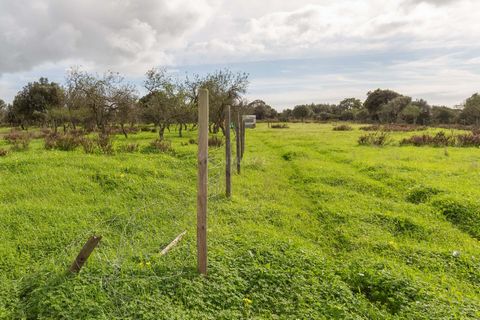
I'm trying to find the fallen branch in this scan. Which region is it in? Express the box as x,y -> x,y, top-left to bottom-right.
160,231 -> 187,256
69,235 -> 102,273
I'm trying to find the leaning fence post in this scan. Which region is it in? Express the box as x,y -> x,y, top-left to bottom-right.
197,88 -> 209,275
68,235 -> 102,273
225,105 -> 231,198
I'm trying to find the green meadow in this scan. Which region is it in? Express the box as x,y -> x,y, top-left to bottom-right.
0,123 -> 479,319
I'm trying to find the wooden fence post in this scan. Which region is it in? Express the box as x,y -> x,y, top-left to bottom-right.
68,235 -> 102,273
236,111 -> 241,174
197,88 -> 208,275
225,105 -> 231,198
241,117 -> 245,159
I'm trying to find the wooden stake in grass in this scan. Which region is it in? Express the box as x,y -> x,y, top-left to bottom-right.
225,105 -> 231,198
197,88 -> 209,275
241,117 -> 245,159
160,231 -> 187,256
68,235 -> 102,273
236,111 -> 241,174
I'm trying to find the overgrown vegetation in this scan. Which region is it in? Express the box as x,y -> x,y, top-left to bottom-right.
0,123 -> 478,319
358,131 -> 391,146
270,123 -> 289,129
333,124 -> 353,131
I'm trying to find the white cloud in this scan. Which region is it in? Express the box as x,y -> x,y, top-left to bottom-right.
0,0 -> 479,106
0,0 -> 214,75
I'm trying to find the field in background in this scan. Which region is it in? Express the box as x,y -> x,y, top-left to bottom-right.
0,123 -> 479,319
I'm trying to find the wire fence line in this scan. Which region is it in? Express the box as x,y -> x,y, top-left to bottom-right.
49,140 -> 229,282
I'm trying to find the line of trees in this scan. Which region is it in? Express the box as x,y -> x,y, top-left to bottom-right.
0,68 -> 250,139
280,89 -> 480,125
2,78 -> 480,130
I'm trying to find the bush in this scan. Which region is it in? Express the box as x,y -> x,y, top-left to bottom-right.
79,137 -> 96,154
44,133 -> 80,151
456,133 -> 480,147
400,132 -> 455,147
0,148 -> 8,157
333,124 -> 353,131
359,125 -> 380,131
150,139 -> 172,152
96,133 -> 114,154
189,138 -> 197,145
271,123 -> 289,129
120,143 -> 139,153
383,124 -> 427,132
4,130 -> 31,150
358,131 -> 391,146
208,136 -> 223,148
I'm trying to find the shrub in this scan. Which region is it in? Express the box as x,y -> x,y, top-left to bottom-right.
188,138 -> 197,145
333,124 -> 353,131
359,125 -> 380,131
0,148 -> 8,157
208,136 -> 223,148
4,131 -> 31,150
120,143 -> 139,153
150,139 -> 172,152
383,124 -> 427,132
358,131 -> 391,146
44,133 -> 80,151
79,137 -> 96,154
456,133 -> 480,147
271,123 -> 289,129
69,129 -> 86,137
96,133 -> 114,154
400,132 -> 455,147
140,126 -> 151,132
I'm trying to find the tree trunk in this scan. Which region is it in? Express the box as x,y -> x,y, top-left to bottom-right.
178,123 -> 183,137
121,123 -> 128,139
159,125 -> 166,140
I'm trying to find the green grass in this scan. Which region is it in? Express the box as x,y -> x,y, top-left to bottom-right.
0,123 -> 479,319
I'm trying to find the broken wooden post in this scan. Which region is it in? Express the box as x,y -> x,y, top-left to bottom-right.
160,231 -> 187,256
68,235 -> 102,273
197,88 -> 208,275
225,105 -> 231,198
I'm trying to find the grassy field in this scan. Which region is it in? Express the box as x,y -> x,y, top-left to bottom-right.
0,123 -> 479,319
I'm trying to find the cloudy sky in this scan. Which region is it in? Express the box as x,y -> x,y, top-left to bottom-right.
1,0 -> 479,109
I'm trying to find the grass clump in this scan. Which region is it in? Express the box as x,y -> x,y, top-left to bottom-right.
96,133 -> 114,154
149,139 -> 173,153
358,131 -> 391,146
406,185 -> 442,204
79,137 -> 96,154
208,136 -> 223,148
119,143 -> 139,153
431,196 -> 480,239
333,124 -> 353,131
0,148 -> 9,157
340,263 -> 420,315
271,123 -> 289,129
